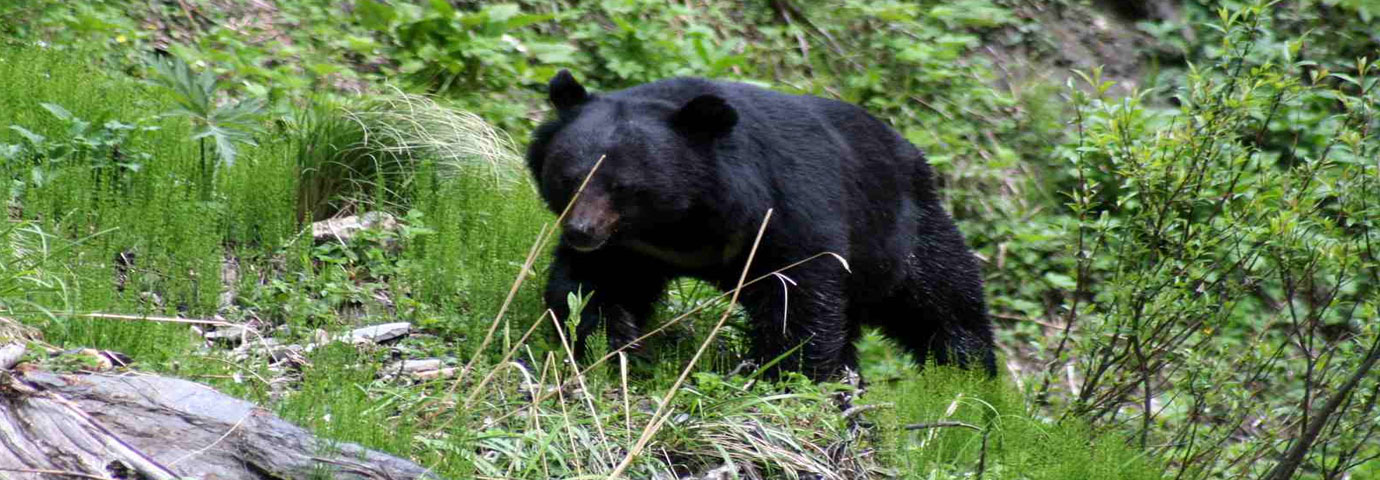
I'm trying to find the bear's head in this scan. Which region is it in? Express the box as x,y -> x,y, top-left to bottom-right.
527,70 -> 738,252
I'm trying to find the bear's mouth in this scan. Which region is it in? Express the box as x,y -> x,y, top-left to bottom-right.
563,228 -> 611,252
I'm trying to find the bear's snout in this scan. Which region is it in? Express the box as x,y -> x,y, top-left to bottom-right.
563,193 -> 618,252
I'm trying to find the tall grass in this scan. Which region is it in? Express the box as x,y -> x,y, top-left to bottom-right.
870,366 -> 1159,479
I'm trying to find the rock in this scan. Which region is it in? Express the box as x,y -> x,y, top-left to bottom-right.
139,291 -> 165,309
347,322 -> 411,344
220,252 -> 240,311
311,211 -> 399,244
413,367 -> 458,380
205,324 -> 251,343
265,344 -> 306,365
402,358 -> 443,373
0,342 -> 25,370
380,358 -> 460,380
699,463 -> 741,480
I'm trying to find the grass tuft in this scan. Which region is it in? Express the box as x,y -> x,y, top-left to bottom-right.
295,90 -> 524,223
348,88 -> 524,185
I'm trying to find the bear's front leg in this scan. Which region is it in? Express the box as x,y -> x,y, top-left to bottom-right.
737,260 -> 854,380
545,245 -> 669,362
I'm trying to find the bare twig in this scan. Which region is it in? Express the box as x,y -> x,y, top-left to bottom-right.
620,352 -> 632,438
1264,332 -> 1380,480
79,312 -> 238,328
462,310 -> 553,408
549,306 -> 614,468
167,411 -> 253,466
482,250 -> 851,428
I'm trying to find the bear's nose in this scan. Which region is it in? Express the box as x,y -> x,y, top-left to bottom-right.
563,223 -> 610,252
562,192 -> 617,252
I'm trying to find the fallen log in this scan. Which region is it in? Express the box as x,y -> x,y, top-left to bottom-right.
0,362 -> 443,480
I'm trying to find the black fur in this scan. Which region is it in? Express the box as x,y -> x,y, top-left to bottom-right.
527,70 -> 997,379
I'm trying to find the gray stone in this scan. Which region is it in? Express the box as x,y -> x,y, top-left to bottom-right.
347,322 -> 411,344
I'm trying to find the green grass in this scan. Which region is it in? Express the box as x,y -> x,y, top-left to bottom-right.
868,367 -> 1160,479
0,45 -> 1163,479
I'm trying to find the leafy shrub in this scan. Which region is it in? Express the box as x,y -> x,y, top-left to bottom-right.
2,102 -> 152,201
1037,4 -> 1379,478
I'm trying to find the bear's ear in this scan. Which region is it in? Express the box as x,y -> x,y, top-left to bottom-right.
549,69 -> 589,111
671,95 -> 738,139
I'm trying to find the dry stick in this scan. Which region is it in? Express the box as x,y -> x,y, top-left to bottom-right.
577,250 -> 847,379
551,352 -> 586,477
419,223 -> 554,426
921,393 -> 965,450
533,354 -> 552,480
462,310 -> 554,408
167,411 -> 252,467
446,222 -> 548,398
607,209 -> 775,480
620,352 -> 632,438
79,312 -> 238,328
1263,331 -> 1380,480
549,308 -> 614,470
444,154 -> 607,397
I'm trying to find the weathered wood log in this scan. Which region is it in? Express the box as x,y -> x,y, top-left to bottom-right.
0,363 -> 444,480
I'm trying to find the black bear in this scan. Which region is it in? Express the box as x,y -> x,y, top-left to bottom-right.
527,70 -> 997,379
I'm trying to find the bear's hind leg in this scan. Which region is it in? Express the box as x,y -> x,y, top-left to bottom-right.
877,253 -> 997,377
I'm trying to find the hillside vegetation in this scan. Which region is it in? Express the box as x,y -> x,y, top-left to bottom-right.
1,1 -> 1377,479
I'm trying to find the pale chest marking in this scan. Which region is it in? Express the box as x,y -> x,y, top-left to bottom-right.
624,231 -> 747,270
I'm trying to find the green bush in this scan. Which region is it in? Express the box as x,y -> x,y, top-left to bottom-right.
1036,4 -> 1379,478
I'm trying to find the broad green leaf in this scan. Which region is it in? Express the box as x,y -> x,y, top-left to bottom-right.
485,3 -> 521,24
9,126 -> 44,145
40,103 -> 74,122
527,42 -> 578,64
354,0 -> 395,30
